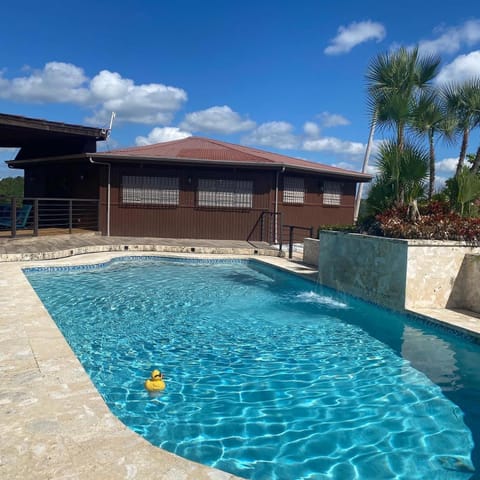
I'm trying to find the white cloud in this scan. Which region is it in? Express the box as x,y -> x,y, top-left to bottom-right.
87,70 -> 187,125
436,157 -> 458,174
318,111 -> 350,127
180,105 -> 255,134
0,62 -> 89,103
303,121 -> 320,137
242,121 -> 299,149
418,19 -> 480,55
324,20 -> 386,55
0,62 -> 187,126
332,161 -> 355,170
135,127 -> 192,146
303,137 -> 366,156
435,50 -> 480,84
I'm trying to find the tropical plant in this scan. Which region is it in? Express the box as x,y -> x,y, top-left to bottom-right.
410,91 -> 455,199
366,46 -> 441,150
356,46 -> 441,220
441,78 -> 480,176
366,140 -> 429,221
444,166 -> 480,216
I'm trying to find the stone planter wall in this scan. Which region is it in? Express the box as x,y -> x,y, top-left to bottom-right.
303,238 -> 320,266
318,231 -> 480,312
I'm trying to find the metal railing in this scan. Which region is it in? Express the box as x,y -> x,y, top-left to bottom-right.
283,224 -> 314,259
0,196 -> 99,238
247,211 -> 283,251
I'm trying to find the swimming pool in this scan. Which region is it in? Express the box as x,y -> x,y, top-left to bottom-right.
24,257 -> 479,479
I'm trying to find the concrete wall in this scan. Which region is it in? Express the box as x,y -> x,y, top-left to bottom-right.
303,238 -> 320,266
318,231 -> 480,312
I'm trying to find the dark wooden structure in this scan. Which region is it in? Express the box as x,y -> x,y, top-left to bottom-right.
4,115 -> 371,241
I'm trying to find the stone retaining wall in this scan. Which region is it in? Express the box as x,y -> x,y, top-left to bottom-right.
303,238 -> 320,266
318,231 -> 480,312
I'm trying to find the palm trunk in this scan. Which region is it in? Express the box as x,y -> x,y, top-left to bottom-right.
428,130 -> 435,199
470,144 -> 480,174
397,123 -> 405,151
456,129 -> 470,176
354,114 -> 376,222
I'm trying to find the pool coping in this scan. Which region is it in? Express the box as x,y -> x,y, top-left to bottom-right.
2,250 -> 479,479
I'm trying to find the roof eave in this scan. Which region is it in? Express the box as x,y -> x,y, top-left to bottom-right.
91,153 -> 372,182
6,152 -> 372,182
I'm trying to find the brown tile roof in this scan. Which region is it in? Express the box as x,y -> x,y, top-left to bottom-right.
101,136 -> 371,181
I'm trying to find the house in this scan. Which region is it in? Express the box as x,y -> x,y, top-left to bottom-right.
4,114 -> 371,241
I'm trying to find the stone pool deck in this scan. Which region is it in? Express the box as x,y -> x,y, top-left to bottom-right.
1,234 -> 479,479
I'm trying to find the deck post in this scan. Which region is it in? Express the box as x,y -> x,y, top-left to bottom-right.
68,200 -> 73,234
33,199 -> 39,236
10,197 -> 17,238
288,226 -> 294,259
260,212 -> 264,242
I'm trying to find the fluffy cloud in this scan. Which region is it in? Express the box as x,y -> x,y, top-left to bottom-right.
242,121 -> 299,150
318,111 -> 350,127
135,127 -> 192,146
180,105 -> 255,134
302,137 -> 366,156
0,62 -> 187,125
436,157 -> 458,175
303,121 -> 320,137
435,50 -> 480,84
87,70 -> 187,125
324,20 -> 386,55
418,19 -> 480,55
0,62 -> 89,103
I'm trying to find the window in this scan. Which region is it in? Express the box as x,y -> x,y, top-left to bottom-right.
323,181 -> 342,205
283,176 -> 305,204
122,176 -> 179,205
197,179 -> 253,208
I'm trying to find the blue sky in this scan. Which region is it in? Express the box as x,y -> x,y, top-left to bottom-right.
1,0 -> 480,184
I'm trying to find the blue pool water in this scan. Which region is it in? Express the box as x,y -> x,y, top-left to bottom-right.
24,257 -> 480,479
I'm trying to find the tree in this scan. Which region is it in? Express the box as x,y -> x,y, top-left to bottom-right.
356,46 -> 440,220
366,46 -> 441,150
441,78 -> 480,176
367,140 -> 429,220
410,91 -> 455,199
0,176 -> 24,199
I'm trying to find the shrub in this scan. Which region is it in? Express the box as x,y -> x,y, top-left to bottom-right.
367,201 -> 480,242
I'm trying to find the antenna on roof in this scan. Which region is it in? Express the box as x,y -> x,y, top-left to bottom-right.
106,112 -> 116,138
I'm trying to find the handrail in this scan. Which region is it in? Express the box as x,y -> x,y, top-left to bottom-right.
283,224 -> 314,259
247,210 -> 283,251
0,196 -> 100,238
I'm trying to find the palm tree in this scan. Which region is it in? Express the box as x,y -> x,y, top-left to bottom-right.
355,46 -> 440,220
367,140 -> 429,220
366,46 -> 441,150
410,91 -> 455,199
441,78 -> 480,176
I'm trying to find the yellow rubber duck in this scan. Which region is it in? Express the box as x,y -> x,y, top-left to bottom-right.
144,369 -> 166,392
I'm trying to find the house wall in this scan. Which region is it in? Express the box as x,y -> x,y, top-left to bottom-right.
96,164 -> 360,240
23,160 -> 362,241
24,163 -> 99,199
280,178 -> 356,229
